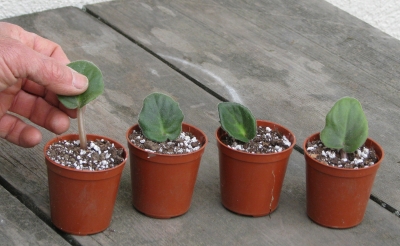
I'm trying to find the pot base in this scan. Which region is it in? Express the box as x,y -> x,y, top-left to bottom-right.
222,204 -> 279,217
133,206 -> 189,219
307,215 -> 361,229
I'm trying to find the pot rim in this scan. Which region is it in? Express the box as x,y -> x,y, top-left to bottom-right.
126,122 -> 208,157
44,133 -> 128,174
215,119 -> 296,156
303,132 -> 384,172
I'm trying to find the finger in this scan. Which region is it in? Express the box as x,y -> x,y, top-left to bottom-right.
0,113 -> 42,147
10,90 -> 71,134
20,80 -> 77,118
19,82 -> 78,118
0,22 -> 69,64
31,33 -> 70,64
42,91 -> 78,118
20,79 -> 46,97
0,37 -> 88,95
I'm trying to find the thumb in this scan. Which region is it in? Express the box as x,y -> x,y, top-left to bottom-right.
27,57 -> 89,96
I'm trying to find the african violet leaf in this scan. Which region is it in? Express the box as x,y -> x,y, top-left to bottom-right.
320,97 -> 368,153
138,93 -> 184,142
57,60 -> 104,109
218,102 -> 256,143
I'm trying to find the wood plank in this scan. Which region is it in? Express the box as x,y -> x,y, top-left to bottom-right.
0,5 -> 399,245
1,6 -> 223,245
0,186 -> 69,246
86,0 -> 400,210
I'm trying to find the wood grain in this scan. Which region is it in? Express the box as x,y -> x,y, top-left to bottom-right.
86,0 -> 400,210
0,3 -> 398,245
0,186 -> 69,246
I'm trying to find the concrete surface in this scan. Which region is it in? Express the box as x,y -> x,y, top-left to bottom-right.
0,0 -> 108,19
326,0 -> 400,40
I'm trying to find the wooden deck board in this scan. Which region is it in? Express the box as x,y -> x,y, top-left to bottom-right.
86,0 -> 400,210
0,186 -> 69,246
0,4 -> 398,245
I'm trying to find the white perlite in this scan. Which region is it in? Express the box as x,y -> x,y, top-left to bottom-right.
47,139 -> 124,171
226,126 -> 291,153
282,136 -> 291,147
130,130 -> 202,154
306,139 -> 378,169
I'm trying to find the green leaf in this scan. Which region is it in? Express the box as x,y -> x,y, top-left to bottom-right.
320,97 -> 368,153
57,60 -> 104,109
138,93 -> 184,142
218,102 -> 256,143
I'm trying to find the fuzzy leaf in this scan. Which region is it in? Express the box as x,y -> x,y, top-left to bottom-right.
138,93 -> 184,142
58,60 -> 104,109
320,97 -> 368,153
218,102 -> 256,143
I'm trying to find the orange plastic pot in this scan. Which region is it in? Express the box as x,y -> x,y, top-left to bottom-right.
216,120 -> 296,216
44,134 -> 127,235
126,123 -> 208,218
304,132 -> 384,228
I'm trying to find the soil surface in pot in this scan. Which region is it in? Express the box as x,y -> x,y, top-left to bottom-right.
129,130 -> 202,154
221,126 -> 292,154
47,139 -> 125,171
306,140 -> 378,169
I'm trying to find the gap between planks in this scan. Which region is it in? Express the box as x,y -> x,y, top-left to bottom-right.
84,6 -> 400,220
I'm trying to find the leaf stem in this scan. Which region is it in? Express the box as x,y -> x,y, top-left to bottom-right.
340,149 -> 348,160
77,106 -> 87,149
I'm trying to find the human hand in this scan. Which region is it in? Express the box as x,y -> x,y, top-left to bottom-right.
0,22 -> 89,147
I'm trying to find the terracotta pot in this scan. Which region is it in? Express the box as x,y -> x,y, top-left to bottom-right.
216,120 -> 296,216
44,134 -> 127,235
126,123 -> 208,218
304,132 -> 384,228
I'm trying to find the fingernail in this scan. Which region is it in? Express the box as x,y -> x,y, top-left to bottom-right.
71,68 -> 88,90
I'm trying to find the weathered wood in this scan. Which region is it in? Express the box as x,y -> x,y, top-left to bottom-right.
0,186 -> 69,246
86,0 -> 400,210
0,4 -> 398,246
